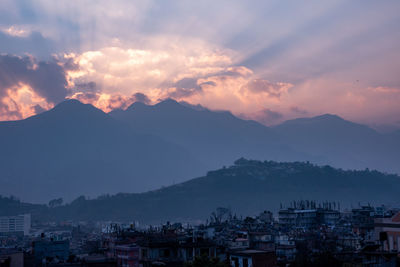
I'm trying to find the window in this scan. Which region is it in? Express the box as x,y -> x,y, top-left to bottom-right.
231,257 -> 239,267
243,258 -> 249,267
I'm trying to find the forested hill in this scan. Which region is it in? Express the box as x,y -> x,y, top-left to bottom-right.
2,159 -> 399,224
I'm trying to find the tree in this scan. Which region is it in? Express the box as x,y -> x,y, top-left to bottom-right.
48,198 -> 63,208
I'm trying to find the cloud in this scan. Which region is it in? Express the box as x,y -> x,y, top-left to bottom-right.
0,83 -> 54,121
0,54 -> 70,119
290,106 -> 308,115
0,28 -> 55,59
0,54 -> 69,103
132,92 -> 150,104
165,77 -> 202,98
56,43 -> 296,119
32,104 -> 46,114
243,79 -> 293,98
241,108 -> 284,126
74,81 -> 98,93
262,108 -> 283,120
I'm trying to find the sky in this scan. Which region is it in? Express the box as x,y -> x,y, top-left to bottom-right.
0,0 -> 400,129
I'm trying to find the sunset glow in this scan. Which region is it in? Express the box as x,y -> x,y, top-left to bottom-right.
0,0 -> 399,127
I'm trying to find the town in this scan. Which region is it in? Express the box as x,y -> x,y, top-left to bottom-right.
1,201 -> 400,266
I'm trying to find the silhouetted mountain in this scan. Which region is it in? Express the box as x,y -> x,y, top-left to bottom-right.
178,101 -> 208,111
109,99 -> 308,170
110,101 -> 400,174
0,100 -> 204,202
1,99 -> 399,203
273,114 -> 400,173
3,159 -> 399,223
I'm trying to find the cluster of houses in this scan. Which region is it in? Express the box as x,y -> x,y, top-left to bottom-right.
1,202 -> 400,266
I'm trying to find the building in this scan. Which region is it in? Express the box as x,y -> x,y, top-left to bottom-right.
229,250 -> 277,267
279,209 -> 317,229
115,244 -> 140,267
352,206 -> 375,230
137,235 -> 217,267
374,212 -> 400,252
0,250 -> 24,267
279,202 -> 340,229
32,239 -> 70,264
275,235 -> 296,263
317,209 -> 340,226
0,214 -> 31,236
248,232 -> 274,251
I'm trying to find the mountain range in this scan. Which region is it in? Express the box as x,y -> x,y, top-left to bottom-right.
0,99 -> 399,203
1,159 -> 399,223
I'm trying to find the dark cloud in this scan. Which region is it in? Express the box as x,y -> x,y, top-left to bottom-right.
200,81 -> 216,86
255,108 -> 284,125
167,77 -> 203,98
75,81 -> 98,92
61,57 -> 80,71
238,108 -> 284,126
244,79 -> 286,98
262,108 -> 283,120
74,92 -> 99,102
132,92 -> 150,104
290,106 -> 308,115
0,54 -> 69,103
0,31 -> 55,59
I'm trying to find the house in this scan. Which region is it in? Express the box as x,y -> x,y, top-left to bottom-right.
115,244 -> 140,267
229,249 -> 277,267
374,211 -> 400,252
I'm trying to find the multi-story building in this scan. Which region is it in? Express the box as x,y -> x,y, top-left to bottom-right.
115,244 -> 140,267
279,209 -> 317,229
352,206 -> 375,237
0,214 -> 31,236
279,203 -> 340,229
374,212 -> 400,252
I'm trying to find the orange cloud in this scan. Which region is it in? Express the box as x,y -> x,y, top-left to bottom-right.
57,42 -> 298,120
0,83 -> 53,121
1,39 -> 399,127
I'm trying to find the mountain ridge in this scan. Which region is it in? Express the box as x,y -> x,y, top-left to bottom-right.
1,159 -> 399,223
0,99 -> 205,203
0,99 -> 399,203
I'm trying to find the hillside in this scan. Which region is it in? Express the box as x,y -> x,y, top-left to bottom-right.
5,159 -> 399,224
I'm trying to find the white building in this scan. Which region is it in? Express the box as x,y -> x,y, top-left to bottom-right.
374,212 -> 400,252
0,214 -> 31,236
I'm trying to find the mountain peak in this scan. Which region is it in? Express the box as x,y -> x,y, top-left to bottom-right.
278,114 -> 347,127
38,99 -> 106,120
153,98 -> 191,112
54,98 -> 82,108
156,98 -> 180,107
314,114 -> 344,121
179,101 -> 208,111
